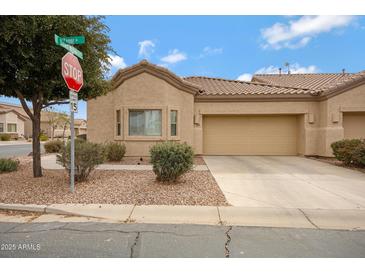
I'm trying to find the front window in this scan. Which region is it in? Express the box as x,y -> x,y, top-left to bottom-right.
7,123 -> 17,133
170,110 -> 177,136
129,110 -> 162,136
0,123 -> 3,133
116,110 -> 121,136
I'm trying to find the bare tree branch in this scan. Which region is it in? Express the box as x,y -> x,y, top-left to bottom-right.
42,100 -> 70,109
14,90 -> 34,121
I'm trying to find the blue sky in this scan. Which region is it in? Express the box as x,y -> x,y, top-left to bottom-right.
1,15 -> 364,119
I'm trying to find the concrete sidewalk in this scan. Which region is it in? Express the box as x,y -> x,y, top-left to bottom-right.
41,154 -> 208,171
1,203 -> 365,230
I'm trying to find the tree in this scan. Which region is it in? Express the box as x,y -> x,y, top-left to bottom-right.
0,16 -> 113,177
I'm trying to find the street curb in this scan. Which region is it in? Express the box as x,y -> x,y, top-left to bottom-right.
0,203 -> 46,213
2,203 -> 365,231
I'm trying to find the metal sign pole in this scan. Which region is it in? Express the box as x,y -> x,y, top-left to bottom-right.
70,91 -> 75,193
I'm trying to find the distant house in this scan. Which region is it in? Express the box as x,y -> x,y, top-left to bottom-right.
0,103 -> 31,139
74,119 -> 87,136
0,102 -> 87,139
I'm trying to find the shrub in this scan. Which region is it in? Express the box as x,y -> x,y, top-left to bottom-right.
150,141 -> 194,182
0,134 -> 11,141
57,139 -> 105,182
331,139 -> 363,165
104,142 -> 126,161
0,158 -> 19,173
44,140 -> 64,153
352,141 -> 365,167
40,133 -> 48,141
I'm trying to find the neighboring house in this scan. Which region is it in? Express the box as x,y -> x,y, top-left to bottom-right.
40,111 -> 70,138
87,60 -> 365,157
0,102 -> 87,139
74,119 -> 87,136
0,103 -> 31,139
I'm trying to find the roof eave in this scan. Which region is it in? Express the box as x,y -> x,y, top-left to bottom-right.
112,60 -> 200,95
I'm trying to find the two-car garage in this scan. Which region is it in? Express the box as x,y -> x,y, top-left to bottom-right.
203,115 -> 299,156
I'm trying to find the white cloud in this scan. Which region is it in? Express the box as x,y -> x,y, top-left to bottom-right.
237,63 -> 319,81
108,54 -> 127,69
160,49 -> 187,64
200,46 -> 223,58
236,73 -> 252,81
261,16 -> 355,49
138,40 -> 155,58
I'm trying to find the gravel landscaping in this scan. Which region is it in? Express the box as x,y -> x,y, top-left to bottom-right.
0,157 -> 227,206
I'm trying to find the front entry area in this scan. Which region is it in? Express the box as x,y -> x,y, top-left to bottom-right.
203,115 -> 298,155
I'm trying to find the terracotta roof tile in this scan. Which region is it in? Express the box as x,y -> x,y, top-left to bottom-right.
183,76 -> 316,96
251,73 -> 355,91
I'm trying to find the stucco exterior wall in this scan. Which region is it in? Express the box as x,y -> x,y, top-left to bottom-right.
87,68 -> 365,157
0,112 -> 25,137
319,84 -> 365,156
87,92 -> 114,143
88,72 -> 194,156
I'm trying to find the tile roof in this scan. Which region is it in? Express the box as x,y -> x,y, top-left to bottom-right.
184,70 -> 365,98
251,73 -> 355,91
183,76 -> 316,96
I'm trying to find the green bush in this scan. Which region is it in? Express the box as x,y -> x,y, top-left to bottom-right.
352,142 -> 365,167
0,158 -> 19,173
44,140 -> 64,153
104,142 -> 126,161
40,133 -> 48,141
0,134 -> 11,141
57,139 -> 105,182
150,141 -> 194,182
331,139 -> 363,165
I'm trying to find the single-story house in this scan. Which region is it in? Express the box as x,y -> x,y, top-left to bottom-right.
0,108 -> 29,139
87,60 -> 365,157
41,112 -> 87,139
0,102 -> 32,138
74,119 -> 87,136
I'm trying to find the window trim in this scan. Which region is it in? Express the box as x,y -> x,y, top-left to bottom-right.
0,123 -> 3,133
114,108 -> 124,140
123,106 -> 166,141
6,123 -> 17,133
116,109 -> 121,136
168,107 -> 180,140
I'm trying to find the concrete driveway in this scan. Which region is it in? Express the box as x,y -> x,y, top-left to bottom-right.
204,156 -> 365,209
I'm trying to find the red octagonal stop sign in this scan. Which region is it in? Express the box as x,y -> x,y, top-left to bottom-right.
62,52 -> 83,92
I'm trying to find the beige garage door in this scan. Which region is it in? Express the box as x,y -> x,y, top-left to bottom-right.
203,115 -> 298,155
343,112 -> 365,139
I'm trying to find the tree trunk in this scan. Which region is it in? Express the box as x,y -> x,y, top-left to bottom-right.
32,107 -> 42,177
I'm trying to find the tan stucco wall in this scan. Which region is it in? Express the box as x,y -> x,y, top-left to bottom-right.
88,72 -> 194,156
87,70 -> 365,157
0,112 -> 25,137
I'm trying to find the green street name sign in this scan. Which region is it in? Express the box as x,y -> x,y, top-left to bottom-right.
54,34 -> 84,59
55,34 -> 85,45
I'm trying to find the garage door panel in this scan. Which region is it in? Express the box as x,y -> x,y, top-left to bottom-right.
343,113 -> 365,139
203,115 -> 298,155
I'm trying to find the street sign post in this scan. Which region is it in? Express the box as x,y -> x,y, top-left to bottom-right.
58,39 -> 84,192
55,34 -> 85,45
69,91 -> 78,113
55,34 -> 84,59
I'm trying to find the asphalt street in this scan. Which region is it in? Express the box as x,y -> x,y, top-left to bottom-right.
1,222 -> 365,258
0,144 -> 44,158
